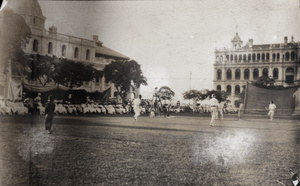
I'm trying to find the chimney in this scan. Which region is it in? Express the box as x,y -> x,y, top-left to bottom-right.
284,36 -> 288,44
93,35 -> 99,41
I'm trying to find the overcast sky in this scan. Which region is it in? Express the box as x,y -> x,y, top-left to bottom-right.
38,0 -> 300,101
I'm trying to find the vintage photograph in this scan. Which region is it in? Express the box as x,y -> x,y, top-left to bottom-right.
0,0 -> 299,185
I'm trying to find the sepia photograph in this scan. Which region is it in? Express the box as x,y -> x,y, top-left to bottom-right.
0,0 -> 299,185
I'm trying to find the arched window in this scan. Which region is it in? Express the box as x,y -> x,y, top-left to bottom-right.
235,85 -> 240,94
262,53 -> 265,61
86,49 -> 90,60
226,55 -> 229,61
74,47 -> 79,58
285,52 -> 290,61
230,55 -> 233,61
243,54 -> 247,61
252,53 -> 256,61
273,68 -> 278,79
277,53 -> 280,61
263,68 -> 268,77
227,85 -> 231,94
235,69 -> 240,80
272,53 -> 276,61
266,53 -> 270,61
217,69 -> 222,80
253,68 -> 259,79
217,85 -> 221,91
33,39 -> 38,52
62,45 -> 66,56
286,67 -> 294,83
286,67 -> 294,73
257,53 -> 261,61
239,54 -> 242,62
291,52 -> 296,61
234,55 -> 238,61
226,69 -> 232,80
216,56 -> 219,63
248,54 -> 251,61
244,69 -> 249,80
48,42 -> 53,54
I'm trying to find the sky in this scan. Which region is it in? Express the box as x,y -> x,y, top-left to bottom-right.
37,0 -> 300,101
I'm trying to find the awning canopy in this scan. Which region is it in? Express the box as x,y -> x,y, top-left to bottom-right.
24,83 -> 68,92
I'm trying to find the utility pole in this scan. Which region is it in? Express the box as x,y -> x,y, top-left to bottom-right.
189,72 -> 191,105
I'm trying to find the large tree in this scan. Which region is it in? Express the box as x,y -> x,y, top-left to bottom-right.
182,89 -> 202,105
104,60 -> 147,102
25,54 -> 57,86
157,86 -> 175,99
0,9 -> 32,75
207,90 -> 228,102
52,58 -> 98,88
253,76 -> 275,87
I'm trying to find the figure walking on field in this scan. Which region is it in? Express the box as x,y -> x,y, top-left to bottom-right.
209,94 -> 219,126
218,101 -> 224,121
45,95 -> 56,134
133,95 -> 142,121
268,101 -> 276,121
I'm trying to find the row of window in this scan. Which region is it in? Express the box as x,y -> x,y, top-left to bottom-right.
216,52 -> 297,63
216,85 -> 241,94
32,39 -> 91,60
216,67 -> 295,80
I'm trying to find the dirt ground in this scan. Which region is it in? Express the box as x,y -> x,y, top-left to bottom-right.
0,114 -> 299,185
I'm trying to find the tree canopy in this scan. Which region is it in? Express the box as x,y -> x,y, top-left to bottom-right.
182,89 -> 228,102
0,9 -> 32,75
22,54 -> 98,88
24,54 -> 56,86
104,60 -> 147,101
208,90 -> 228,102
52,58 -> 98,88
253,76 -> 275,87
182,89 -> 202,100
157,86 -> 175,99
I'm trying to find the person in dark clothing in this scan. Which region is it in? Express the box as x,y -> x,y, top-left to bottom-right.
44,95 -> 56,134
292,172 -> 300,186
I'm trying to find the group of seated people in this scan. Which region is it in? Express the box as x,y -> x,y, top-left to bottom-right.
51,100 -> 131,115
0,98 -> 29,115
0,95 -> 132,116
0,93 -> 45,115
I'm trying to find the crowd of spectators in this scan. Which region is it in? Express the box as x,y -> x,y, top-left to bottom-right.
0,93 -> 135,116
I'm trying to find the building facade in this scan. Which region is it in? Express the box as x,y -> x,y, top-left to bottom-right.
2,0 -> 130,98
213,33 -> 300,107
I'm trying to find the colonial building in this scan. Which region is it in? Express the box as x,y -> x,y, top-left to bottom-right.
1,0 -> 130,100
213,33 -> 300,107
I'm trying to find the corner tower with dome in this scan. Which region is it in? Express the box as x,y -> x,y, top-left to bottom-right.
213,33 -> 300,108
2,0 -> 130,98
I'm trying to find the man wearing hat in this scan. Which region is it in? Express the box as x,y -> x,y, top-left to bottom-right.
209,94 -> 219,126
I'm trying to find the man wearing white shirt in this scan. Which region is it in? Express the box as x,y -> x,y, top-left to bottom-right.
209,94 -> 219,126
268,101 -> 276,121
133,95 -> 142,121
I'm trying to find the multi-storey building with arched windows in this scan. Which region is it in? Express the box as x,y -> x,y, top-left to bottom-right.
213,33 -> 300,107
1,0 -> 130,99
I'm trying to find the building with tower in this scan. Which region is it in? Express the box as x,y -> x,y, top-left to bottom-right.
213,33 -> 300,107
0,0 -> 131,101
